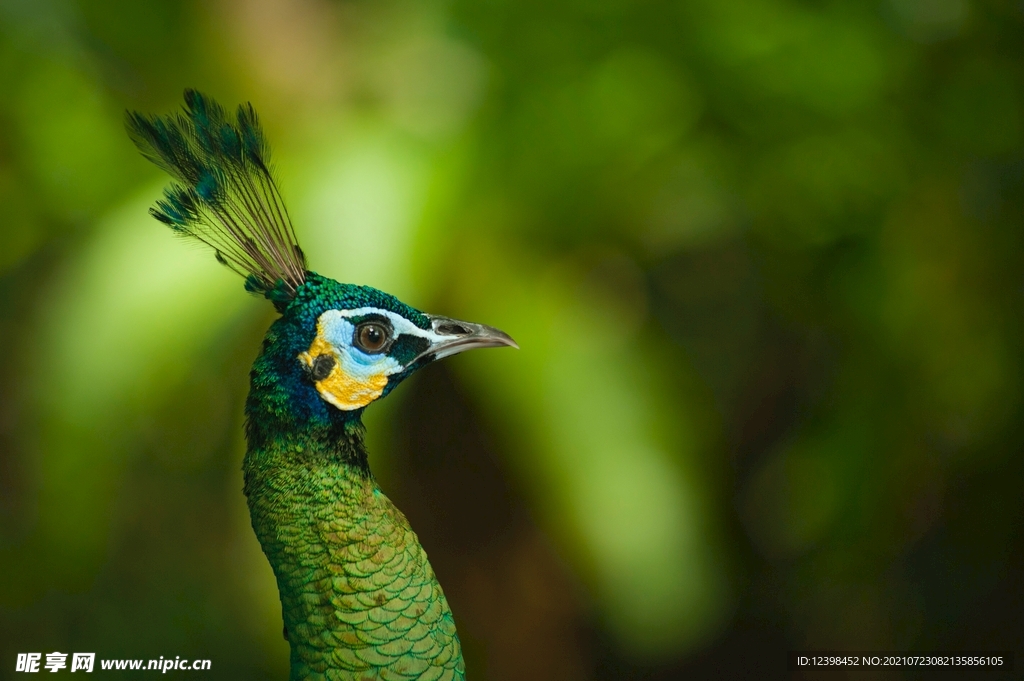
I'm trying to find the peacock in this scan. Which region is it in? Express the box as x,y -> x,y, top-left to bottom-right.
126,91 -> 516,680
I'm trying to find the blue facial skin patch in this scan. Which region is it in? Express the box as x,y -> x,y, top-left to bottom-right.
301,308 -> 446,410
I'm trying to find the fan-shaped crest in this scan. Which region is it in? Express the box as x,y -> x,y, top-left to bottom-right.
127,90 -> 306,303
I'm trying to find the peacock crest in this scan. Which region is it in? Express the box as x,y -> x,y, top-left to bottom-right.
126,90 -> 306,308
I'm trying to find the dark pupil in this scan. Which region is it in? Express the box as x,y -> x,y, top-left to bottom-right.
358,323 -> 386,351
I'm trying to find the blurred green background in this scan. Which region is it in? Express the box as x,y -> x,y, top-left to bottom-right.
1,0 -> 1022,678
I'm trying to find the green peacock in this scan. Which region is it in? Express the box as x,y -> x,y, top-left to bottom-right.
126,91 -> 516,680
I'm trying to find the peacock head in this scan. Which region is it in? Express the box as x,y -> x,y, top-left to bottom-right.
284,274 -> 515,413
126,90 -> 516,432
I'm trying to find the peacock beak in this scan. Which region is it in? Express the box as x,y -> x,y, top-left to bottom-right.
411,314 -> 519,364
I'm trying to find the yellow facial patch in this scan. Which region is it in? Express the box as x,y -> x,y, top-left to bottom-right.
299,332 -> 391,411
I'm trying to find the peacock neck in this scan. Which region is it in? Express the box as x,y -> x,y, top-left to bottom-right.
242,417 -> 371,482
241,417 -> 379,677
240,413 -> 377,546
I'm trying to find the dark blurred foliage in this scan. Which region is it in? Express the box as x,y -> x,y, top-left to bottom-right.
2,0 -> 1023,679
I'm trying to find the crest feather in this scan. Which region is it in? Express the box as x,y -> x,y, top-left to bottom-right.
126,90 -> 307,300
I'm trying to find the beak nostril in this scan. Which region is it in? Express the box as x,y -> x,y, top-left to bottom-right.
412,315 -> 517,364
436,322 -> 471,336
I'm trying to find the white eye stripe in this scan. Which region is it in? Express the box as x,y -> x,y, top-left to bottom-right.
328,307 -> 448,344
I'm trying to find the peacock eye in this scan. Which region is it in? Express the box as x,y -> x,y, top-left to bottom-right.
354,322 -> 390,353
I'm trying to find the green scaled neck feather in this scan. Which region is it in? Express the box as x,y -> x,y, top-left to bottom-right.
127,91 -> 516,681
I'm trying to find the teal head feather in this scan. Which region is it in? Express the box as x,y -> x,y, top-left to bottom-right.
127,91 -> 516,680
